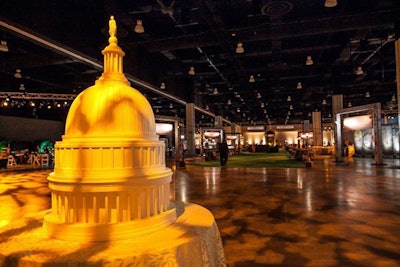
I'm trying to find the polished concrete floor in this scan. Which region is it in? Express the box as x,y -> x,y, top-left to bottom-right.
1,156 -> 400,266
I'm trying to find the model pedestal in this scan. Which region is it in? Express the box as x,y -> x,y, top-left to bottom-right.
0,203 -> 226,267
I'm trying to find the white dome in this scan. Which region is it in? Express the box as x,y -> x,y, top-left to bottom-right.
65,80 -> 157,140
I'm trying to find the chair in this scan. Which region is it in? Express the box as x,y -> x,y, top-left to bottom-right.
28,154 -> 41,166
7,155 -> 17,168
41,154 -> 49,167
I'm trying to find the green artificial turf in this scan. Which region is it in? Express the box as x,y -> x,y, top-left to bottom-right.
191,151 -> 305,168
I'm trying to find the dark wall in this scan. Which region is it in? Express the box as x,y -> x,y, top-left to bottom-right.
0,115 -> 64,143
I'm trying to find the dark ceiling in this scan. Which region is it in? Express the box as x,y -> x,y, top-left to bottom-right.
0,0 -> 399,127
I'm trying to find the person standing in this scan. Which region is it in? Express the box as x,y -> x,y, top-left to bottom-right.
218,138 -> 229,166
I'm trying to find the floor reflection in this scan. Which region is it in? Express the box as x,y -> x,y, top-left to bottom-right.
1,156 -> 400,266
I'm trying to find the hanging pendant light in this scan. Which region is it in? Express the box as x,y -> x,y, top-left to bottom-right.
324,0 -> 337,8
188,66 -> 195,75
306,56 -> 313,65
236,42 -> 244,54
134,20 -> 144,33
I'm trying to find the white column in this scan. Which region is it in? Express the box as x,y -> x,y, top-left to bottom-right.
186,103 -> 196,156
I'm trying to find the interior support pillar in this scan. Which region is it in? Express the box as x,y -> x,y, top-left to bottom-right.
372,103 -> 383,165
185,103 -> 196,156
312,111 -> 322,146
332,95 -> 344,161
395,39 -> 400,155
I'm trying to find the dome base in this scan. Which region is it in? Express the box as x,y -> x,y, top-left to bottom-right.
43,205 -> 177,242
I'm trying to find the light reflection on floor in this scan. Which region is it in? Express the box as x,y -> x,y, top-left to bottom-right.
2,156 -> 400,266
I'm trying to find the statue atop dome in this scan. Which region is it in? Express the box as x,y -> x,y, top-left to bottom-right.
109,15 -> 117,38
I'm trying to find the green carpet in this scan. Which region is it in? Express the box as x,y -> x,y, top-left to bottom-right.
191,151 -> 305,168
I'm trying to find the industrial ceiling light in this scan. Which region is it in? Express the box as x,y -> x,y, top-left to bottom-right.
322,99 -> 327,105
14,69 -> 22,78
0,40 -> 8,52
391,94 -> 396,102
19,84 -> 25,90
348,102 -> 352,107
134,20 -> 144,33
324,0 -> 337,8
160,82 -> 166,89
296,82 -> 302,89
236,42 -> 244,54
306,56 -> 313,65
188,66 -> 195,75
249,75 -> 255,83
355,66 -> 364,75
287,96 -> 291,101
257,92 -> 261,98
213,88 -> 219,95
289,104 -> 293,110
365,91 -> 370,98
227,99 -> 231,105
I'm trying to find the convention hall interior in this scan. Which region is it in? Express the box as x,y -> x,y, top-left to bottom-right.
1,0 -> 400,266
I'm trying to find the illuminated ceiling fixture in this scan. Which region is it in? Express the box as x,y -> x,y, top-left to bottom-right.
205,105 -> 209,111
14,69 -> 22,78
324,0 -> 337,8
213,88 -> 218,95
236,42 -> 244,54
289,104 -> 293,110
134,20 -> 144,33
308,112 -> 312,116
261,102 -> 265,108
19,84 -> 25,90
322,99 -> 327,105
249,75 -> 255,83
169,103 -> 173,108
365,91 -> 370,98
296,82 -> 302,89
188,66 -> 195,75
227,99 -> 231,105
0,40 -> 8,52
306,55 -> 313,65
355,66 -> 364,75
348,102 -> 352,107
287,96 -> 291,101
391,94 -> 396,102
237,107 -> 240,112
160,82 -> 166,89
257,92 -> 261,98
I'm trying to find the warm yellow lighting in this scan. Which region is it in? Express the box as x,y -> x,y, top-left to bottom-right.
343,115 -> 372,130
160,82 -> 166,89
204,131 -> 220,138
134,20 -> 144,33
19,84 -> 25,90
297,82 -> 302,89
156,123 -> 173,135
